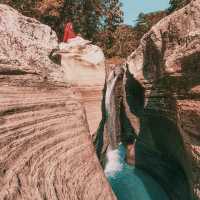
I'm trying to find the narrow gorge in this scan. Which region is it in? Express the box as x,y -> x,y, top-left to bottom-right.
0,1 -> 200,200
96,0 -> 200,199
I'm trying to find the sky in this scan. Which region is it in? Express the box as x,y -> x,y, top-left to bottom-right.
120,0 -> 170,26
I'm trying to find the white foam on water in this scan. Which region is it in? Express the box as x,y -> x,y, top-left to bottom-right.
104,147 -> 123,177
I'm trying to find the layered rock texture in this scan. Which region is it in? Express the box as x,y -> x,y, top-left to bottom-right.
0,4 -> 115,200
127,0 -> 200,199
95,1 -> 200,200
54,38 -> 105,135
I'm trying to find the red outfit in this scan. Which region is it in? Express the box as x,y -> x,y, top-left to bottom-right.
63,22 -> 76,42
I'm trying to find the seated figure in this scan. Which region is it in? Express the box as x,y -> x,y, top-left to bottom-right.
63,21 -> 76,42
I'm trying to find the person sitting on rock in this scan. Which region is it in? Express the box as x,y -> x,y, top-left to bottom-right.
63,21 -> 76,42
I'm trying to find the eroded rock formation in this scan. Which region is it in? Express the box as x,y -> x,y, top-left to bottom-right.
127,0 -> 200,199
0,4 -> 63,82
54,37 -> 105,136
0,4 -> 115,200
95,1 -> 200,199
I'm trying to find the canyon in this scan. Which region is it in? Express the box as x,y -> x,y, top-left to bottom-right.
0,0 -> 200,200
96,0 -> 200,199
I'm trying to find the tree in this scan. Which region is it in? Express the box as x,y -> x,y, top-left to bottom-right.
37,0 -> 104,40
110,25 -> 137,58
96,0 -> 123,57
3,0 -> 168,58
168,0 -> 191,12
4,0 -> 123,43
134,11 -> 167,41
102,0 -> 123,31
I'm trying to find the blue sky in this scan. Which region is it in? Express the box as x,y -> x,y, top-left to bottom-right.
120,0 -> 170,25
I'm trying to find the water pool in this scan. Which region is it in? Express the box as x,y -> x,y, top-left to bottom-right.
105,145 -> 169,200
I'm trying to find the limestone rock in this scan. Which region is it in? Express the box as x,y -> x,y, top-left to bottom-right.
127,0 -> 200,199
55,37 -> 106,135
0,4 -> 63,82
57,37 -> 105,86
0,78 -> 115,200
0,5 -> 115,200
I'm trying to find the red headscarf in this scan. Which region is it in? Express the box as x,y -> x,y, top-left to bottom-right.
63,22 -> 76,42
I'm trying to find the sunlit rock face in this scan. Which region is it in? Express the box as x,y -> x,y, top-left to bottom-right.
55,37 -> 106,135
127,0 -> 200,199
0,4 -> 63,82
59,37 -> 105,86
0,5 -> 116,200
0,81 -> 116,200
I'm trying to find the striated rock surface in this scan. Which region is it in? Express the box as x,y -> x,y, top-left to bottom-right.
0,4 -> 116,200
127,0 -> 200,199
0,79 -> 115,200
55,37 -> 106,135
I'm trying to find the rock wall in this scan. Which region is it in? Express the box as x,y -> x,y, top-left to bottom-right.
55,38 -> 105,136
0,4 -> 63,82
0,4 -> 115,200
127,0 -> 200,199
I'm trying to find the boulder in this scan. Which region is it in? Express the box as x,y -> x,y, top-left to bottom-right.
0,4 -> 63,82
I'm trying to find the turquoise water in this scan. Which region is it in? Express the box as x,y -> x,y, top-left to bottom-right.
106,145 -> 169,200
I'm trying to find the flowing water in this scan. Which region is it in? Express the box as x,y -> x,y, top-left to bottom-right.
105,144 -> 170,200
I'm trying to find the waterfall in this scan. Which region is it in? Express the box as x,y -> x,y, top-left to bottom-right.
105,70 -> 121,150
104,146 -> 123,177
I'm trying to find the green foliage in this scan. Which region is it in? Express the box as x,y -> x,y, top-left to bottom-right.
168,0 -> 190,12
96,25 -> 137,58
135,11 -> 166,35
4,0 -> 123,42
94,0 -> 124,57
3,0 -> 168,58
136,13 -> 148,26
98,11 -> 167,58
102,0 -> 123,31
